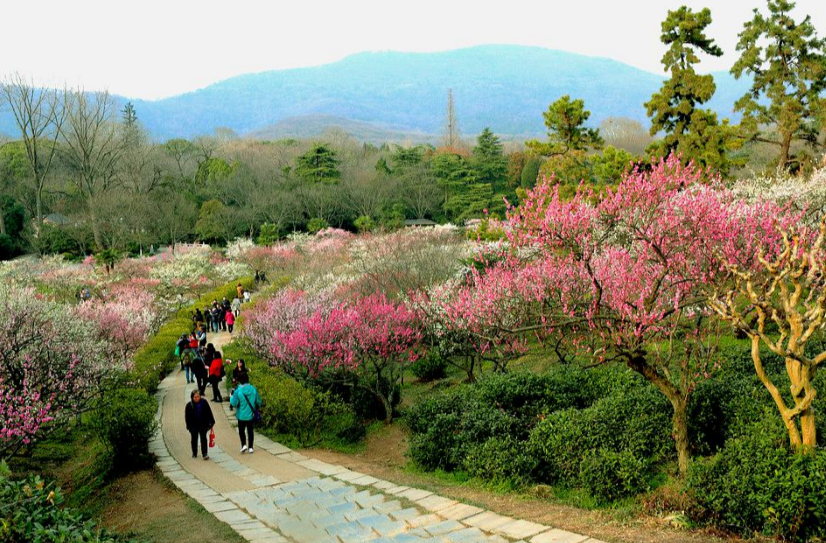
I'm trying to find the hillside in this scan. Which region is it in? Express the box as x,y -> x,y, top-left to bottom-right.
248,114 -> 438,144
1,45 -> 754,141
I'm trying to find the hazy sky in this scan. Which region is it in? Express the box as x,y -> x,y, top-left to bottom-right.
2,0 -> 825,100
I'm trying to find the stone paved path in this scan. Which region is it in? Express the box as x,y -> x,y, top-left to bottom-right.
151,332 -> 603,543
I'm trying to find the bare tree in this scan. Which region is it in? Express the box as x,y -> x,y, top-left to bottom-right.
399,165 -> 441,219
118,110 -> 163,194
600,117 -> 653,156
0,74 -> 65,231
443,89 -> 460,149
59,89 -> 125,249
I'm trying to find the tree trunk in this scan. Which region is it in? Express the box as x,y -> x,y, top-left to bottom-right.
0,204 -> 6,236
88,199 -> 103,250
377,390 -> 393,424
787,357 -> 817,449
779,130 -> 793,171
671,396 -> 690,475
627,354 -> 691,476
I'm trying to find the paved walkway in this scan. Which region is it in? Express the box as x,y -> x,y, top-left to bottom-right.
151,332 -> 603,543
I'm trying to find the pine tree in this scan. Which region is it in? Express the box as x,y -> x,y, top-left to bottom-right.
472,128 -> 507,189
645,7 -> 738,174
525,96 -> 603,157
294,144 -> 341,184
732,0 -> 826,170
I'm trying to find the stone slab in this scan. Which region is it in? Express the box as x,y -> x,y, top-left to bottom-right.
530,530 -> 589,543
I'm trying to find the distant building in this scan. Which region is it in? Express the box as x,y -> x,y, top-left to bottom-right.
404,219 -> 438,228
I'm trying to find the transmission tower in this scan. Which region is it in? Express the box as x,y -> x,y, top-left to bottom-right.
443,89 -> 460,149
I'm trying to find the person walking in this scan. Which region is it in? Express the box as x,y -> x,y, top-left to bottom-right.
230,372 -> 261,454
228,359 -> 249,412
226,310 -> 235,334
243,290 -> 251,304
209,351 -> 226,402
231,295 -> 241,317
204,306 -> 213,333
175,334 -> 189,370
196,325 -> 207,348
236,282 -> 244,300
191,350 -> 208,395
212,304 -> 224,332
184,389 -> 215,460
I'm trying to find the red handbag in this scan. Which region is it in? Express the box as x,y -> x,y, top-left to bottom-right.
209,428 -> 215,448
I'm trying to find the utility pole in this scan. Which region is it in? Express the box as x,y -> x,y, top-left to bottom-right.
443,89 -> 460,149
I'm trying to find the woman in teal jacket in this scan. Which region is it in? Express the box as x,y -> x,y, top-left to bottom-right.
229,372 -> 261,453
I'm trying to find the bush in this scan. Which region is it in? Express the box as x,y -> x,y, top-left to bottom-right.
580,448 -> 650,502
91,388 -> 157,471
307,218 -> 328,233
222,342 -> 364,448
464,436 -> 536,485
687,414 -> 826,541
0,463 -> 126,542
529,386 -> 672,486
407,366 -> 654,475
410,352 -> 447,381
407,387 -> 517,471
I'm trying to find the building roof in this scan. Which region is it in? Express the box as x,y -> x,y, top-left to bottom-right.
43,213 -> 71,226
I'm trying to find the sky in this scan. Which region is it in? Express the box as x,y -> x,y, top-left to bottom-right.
1,0 -> 825,101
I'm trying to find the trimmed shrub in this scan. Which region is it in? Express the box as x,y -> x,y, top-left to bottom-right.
91,388 -> 157,471
464,436 -> 536,485
410,352 -> 448,381
687,414 -> 826,541
528,386 -> 672,486
407,388 -> 517,471
579,448 -> 650,503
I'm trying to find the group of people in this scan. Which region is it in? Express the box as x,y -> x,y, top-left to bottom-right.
180,346 -> 262,460
178,287 -> 262,460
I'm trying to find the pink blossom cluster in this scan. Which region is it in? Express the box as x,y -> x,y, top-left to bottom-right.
244,288 -> 421,380
424,155 -> 797,364
73,283 -> 162,366
0,287 -> 125,457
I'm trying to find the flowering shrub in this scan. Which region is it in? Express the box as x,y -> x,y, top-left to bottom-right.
0,287 -> 123,458
245,289 -> 421,422
73,284 -> 162,367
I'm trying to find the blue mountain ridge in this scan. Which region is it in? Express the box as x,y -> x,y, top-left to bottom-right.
1,45 -> 753,141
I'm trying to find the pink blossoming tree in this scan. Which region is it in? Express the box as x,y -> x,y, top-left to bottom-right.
439,156 -> 791,473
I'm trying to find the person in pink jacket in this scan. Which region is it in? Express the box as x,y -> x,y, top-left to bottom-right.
226,310 -> 236,333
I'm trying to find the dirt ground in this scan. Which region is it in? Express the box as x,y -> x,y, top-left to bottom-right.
99,470 -> 244,543
302,424 -> 754,543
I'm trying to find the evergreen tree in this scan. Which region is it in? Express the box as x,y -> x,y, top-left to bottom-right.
645,7 -> 738,174
472,128 -> 507,189
294,143 -> 341,183
525,96 -> 603,157
122,102 -> 138,128
732,0 -> 826,170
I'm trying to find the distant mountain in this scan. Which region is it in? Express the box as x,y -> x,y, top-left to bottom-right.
0,45 -> 755,142
248,114 -> 438,144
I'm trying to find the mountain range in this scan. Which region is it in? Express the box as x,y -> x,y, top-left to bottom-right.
1,45 -> 753,143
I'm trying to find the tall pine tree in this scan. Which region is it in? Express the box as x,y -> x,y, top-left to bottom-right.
645,7 -> 738,174
732,0 -> 826,170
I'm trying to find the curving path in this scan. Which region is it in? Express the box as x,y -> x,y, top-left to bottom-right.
151,332 -> 604,543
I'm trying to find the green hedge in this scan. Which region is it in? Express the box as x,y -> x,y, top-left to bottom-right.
222,342 -> 364,447
687,415 -> 826,541
133,276 -> 255,393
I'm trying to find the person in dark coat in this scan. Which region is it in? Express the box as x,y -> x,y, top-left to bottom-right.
184,389 -> 215,459
190,350 -> 209,396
